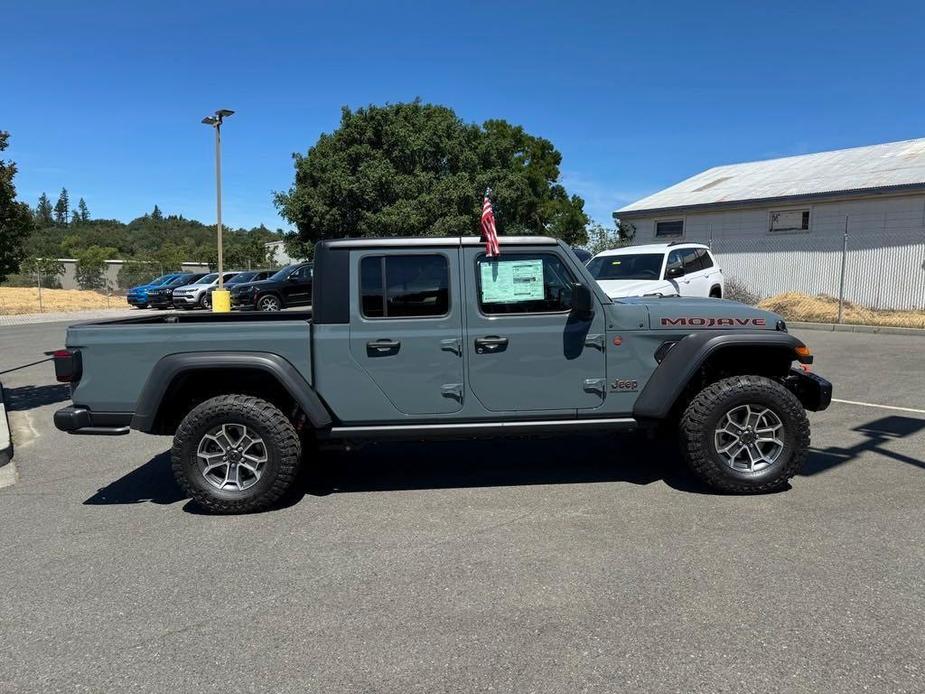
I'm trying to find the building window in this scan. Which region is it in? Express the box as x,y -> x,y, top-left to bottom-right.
770,209 -> 810,233
655,219 -> 684,237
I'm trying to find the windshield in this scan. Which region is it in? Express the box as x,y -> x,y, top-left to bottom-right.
587,254 -> 664,281
148,275 -> 173,286
195,273 -> 218,284
167,275 -> 193,286
228,271 -> 257,284
269,265 -> 297,281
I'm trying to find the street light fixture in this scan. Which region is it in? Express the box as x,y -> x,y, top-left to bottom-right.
201,108 -> 234,310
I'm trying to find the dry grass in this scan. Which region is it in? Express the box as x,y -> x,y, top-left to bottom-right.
759,292 -> 925,329
0,287 -> 122,315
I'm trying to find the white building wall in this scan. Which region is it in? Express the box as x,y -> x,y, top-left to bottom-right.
621,194 -> 925,310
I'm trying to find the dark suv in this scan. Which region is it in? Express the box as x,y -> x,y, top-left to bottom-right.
202,270 -> 272,308
230,263 -> 313,311
146,273 -> 208,309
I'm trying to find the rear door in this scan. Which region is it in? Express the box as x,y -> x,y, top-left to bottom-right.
463,247 -> 606,412
282,265 -> 312,305
348,249 -> 464,415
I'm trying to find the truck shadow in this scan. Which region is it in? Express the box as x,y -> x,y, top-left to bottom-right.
4,383 -> 71,412
87,416 -> 925,513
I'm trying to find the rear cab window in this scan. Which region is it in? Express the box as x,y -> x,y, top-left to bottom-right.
360,254 -> 450,319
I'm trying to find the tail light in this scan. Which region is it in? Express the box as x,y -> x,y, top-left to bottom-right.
53,349 -> 82,383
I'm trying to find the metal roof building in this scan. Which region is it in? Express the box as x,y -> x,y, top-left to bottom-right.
613,138 -> 925,311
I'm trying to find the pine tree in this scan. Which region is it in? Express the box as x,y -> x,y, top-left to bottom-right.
0,131 -> 35,283
35,193 -> 54,226
151,204 -> 163,222
54,187 -> 70,225
77,197 -> 90,222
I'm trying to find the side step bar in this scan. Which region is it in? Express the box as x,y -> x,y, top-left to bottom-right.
326,417 -> 637,440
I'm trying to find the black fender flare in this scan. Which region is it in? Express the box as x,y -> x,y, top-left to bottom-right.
130,351 -> 332,432
633,331 -> 806,419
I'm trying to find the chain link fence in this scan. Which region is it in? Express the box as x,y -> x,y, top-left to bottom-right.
708,217 -> 925,329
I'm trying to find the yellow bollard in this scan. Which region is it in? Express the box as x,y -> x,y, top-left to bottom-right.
211,289 -> 231,313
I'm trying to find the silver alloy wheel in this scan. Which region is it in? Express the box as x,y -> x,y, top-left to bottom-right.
258,295 -> 280,311
196,423 -> 268,491
202,292 -> 211,308
713,404 -> 785,472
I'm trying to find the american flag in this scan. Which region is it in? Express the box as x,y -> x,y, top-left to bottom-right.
480,191 -> 500,257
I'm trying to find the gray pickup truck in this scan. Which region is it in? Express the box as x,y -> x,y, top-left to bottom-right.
54,236 -> 831,513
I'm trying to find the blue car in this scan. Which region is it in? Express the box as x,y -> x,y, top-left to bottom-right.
126,274 -> 185,309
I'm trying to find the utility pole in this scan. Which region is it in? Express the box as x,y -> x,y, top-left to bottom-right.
201,109 -> 235,311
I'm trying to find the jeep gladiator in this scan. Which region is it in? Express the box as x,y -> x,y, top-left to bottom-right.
53,236 -> 832,513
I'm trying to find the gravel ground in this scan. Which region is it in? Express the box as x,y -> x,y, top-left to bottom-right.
0,322 -> 922,693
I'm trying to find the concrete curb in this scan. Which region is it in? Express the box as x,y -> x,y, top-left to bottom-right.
790,321 -> 925,337
0,382 -> 13,468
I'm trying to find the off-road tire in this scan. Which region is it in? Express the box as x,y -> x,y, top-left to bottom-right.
171,395 -> 301,513
680,375 -> 809,493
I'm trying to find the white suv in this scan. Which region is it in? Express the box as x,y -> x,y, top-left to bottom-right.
171,271 -> 239,309
587,243 -> 724,299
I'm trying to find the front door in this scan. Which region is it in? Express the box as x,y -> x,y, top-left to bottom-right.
463,248 -> 606,412
348,250 -> 464,415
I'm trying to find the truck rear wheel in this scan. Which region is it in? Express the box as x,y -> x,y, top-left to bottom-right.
171,394 -> 302,513
680,375 -> 809,493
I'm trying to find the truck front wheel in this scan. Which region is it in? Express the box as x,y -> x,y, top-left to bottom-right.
171,395 -> 302,513
680,375 -> 809,493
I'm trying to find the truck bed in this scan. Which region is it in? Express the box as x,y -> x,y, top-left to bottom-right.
65,311 -> 314,413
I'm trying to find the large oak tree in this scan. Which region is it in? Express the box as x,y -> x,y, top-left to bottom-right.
275,101 -> 589,247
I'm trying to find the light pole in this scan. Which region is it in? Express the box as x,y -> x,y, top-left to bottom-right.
201,108 -> 234,311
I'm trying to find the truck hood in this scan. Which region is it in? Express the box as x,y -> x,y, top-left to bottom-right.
617,296 -> 782,331
595,278 -> 677,298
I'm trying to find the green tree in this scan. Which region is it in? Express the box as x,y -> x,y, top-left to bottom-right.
0,132 -> 35,283
275,101 -> 588,247
54,187 -> 70,226
150,204 -> 163,222
117,259 -> 157,289
77,198 -> 90,222
20,255 -> 65,288
582,221 -> 637,256
35,193 -> 54,227
74,245 -> 116,290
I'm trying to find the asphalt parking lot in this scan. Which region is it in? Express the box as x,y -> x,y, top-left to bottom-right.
0,321 -> 922,693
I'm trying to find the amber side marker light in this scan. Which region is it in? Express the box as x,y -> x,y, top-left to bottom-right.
794,346 -> 813,364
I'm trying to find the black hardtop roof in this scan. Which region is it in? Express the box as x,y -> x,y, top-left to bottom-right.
319,236 -> 560,251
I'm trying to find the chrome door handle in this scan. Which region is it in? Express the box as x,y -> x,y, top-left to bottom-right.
367,339 -> 400,353
474,336 -> 509,354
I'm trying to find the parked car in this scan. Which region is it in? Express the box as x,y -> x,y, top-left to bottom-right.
146,273 -> 209,309
126,273 -> 184,309
53,235 -> 830,514
587,243 -> 724,299
202,270 -> 273,308
170,272 -> 239,310
570,247 -> 593,264
230,262 -> 313,311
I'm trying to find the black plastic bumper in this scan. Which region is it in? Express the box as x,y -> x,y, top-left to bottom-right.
0,382 -> 12,467
785,369 -> 833,411
54,406 -> 132,436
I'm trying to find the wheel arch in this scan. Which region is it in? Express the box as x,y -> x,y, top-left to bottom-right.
633,332 -> 806,420
131,352 -> 332,435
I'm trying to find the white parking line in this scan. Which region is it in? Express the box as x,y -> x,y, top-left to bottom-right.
832,398 -> 925,415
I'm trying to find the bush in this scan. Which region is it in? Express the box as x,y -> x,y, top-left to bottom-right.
1,272 -> 61,289
724,276 -> 761,305
117,260 -> 158,289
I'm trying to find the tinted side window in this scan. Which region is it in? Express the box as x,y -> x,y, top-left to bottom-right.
477,253 -> 575,314
360,255 -> 449,319
665,250 -> 684,277
698,249 -> 714,270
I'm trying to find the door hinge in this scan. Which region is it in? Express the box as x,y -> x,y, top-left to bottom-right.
441,383 -> 463,401
440,338 -> 462,356
584,334 -> 605,350
583,378 -> 606,396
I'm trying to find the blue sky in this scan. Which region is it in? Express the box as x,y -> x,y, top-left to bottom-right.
5,0 -> 925,230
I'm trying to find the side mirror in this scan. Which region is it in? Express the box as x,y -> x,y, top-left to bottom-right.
571,283 -> 594,316
666,265 -> 685,279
